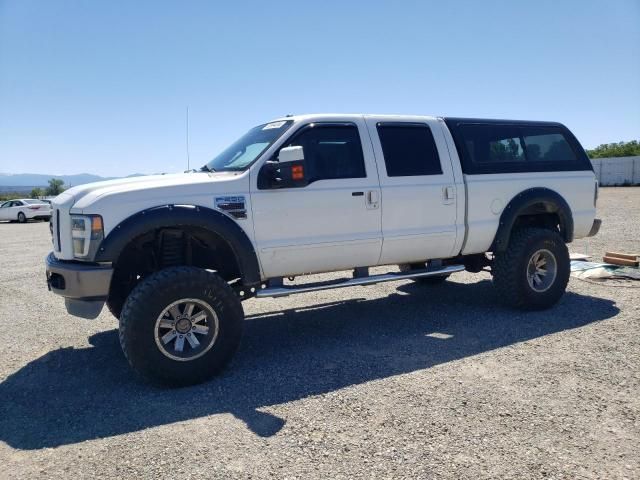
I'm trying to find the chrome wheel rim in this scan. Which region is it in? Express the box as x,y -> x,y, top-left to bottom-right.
154,298 -> 219,361
526,249 -> 557,293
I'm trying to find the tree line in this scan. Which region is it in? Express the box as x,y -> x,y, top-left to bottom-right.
586,140 -> 640,159
0,178 -> 66,201
29,178 -> 66,199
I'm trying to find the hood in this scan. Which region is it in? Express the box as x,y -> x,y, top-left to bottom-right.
55,171 -> 241,211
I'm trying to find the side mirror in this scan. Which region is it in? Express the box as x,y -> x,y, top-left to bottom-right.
259,146 -> 308,189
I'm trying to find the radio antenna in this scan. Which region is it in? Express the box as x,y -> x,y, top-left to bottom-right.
186,106 -> 191,171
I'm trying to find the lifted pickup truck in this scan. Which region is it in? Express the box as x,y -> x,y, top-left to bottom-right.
46,114 -> 601,386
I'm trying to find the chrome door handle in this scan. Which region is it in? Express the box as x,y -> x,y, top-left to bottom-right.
366,190 -> 379,209
443,186 -> 455,204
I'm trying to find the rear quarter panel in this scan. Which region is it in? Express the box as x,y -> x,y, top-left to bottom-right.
463,170 -> 596,255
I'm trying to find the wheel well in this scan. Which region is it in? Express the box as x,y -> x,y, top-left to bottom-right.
492,189 -> 574,252
508,204 -> 565,249
512,204 -> 562,233
109,226 -> 242,302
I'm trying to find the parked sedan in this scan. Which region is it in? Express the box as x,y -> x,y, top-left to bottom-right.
0,199 -> 52,223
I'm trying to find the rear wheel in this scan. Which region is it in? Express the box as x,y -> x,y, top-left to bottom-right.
17,212 -> 26,223
119,266 -> 244,386
492,227 -> 569,310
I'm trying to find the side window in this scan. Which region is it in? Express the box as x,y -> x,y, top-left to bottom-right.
521,127 -> 577,162
488,136 -> 525,163
285,125 -> 366,183
376,123 -> 443,176
460,125 -> 525,164
453,122 -> 589,174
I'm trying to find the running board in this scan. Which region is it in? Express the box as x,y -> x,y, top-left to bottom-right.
256,265 -> 465,298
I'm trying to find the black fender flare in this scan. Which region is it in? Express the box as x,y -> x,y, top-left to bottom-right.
94,205 -> 262,285
491,187 -> 574,252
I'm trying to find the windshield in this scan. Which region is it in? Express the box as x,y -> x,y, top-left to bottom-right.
204,120 -> 294,172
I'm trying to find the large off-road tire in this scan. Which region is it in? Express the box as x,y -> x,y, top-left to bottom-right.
399,263 -> 450,284
492,227 -> 570,310
17,212 -> 26,223
119,266 -> 244,386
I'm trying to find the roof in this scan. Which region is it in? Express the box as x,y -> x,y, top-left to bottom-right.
444,117 -> 565,127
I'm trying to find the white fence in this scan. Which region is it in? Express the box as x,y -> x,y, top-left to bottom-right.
590,156 -> 640,186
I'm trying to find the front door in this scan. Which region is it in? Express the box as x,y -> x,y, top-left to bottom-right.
365,117 -> 460,265
250,120 -> 382,279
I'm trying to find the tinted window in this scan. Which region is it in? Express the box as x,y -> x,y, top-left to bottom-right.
285,125 -> 366,182
460,125 -> 526,164
455,123 -> 585,174
522,127 -> 577,162
377,124 -> 443,176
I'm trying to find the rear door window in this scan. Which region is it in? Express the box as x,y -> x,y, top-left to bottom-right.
376,123 -> 443,176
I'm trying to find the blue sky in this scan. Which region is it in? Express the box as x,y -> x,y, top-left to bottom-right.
1,0 -> 638,177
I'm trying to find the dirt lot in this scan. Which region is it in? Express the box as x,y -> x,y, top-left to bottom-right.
0,187 -> 638,479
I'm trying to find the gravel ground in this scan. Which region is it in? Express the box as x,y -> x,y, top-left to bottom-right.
0,187 -> 639,479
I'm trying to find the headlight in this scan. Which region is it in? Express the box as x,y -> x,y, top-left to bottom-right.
70,215 -> 104,259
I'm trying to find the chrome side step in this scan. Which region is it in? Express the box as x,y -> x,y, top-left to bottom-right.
256,265 -> 465,298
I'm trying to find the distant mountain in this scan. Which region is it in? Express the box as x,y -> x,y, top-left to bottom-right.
0,173 -> 145,187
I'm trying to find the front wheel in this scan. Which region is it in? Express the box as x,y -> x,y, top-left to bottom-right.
119,266 -> 244,386
492,228 -> 570,310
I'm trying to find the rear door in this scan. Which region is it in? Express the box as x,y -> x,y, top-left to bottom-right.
365,117 -> 460,265
250,119 -> 382,278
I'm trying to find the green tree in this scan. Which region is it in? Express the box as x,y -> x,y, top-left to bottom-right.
45,178 -> 65,196
586,140 -> 640,159
30,187 -> 44,199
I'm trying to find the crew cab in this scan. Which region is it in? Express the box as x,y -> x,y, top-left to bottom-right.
45,114 -> 601,386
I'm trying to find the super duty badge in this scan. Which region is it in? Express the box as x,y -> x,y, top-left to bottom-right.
215,196 -> 247,219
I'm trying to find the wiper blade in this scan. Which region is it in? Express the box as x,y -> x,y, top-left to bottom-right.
200,165 -> 215,172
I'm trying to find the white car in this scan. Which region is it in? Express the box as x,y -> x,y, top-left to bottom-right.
46,113 -> 601,386
0,199 -> 52,223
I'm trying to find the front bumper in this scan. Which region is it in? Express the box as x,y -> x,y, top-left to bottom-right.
587,218 -> 602,237
45,252 -> 113,319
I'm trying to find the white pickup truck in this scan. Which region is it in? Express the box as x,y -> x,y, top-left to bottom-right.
45,114 -> 601,386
